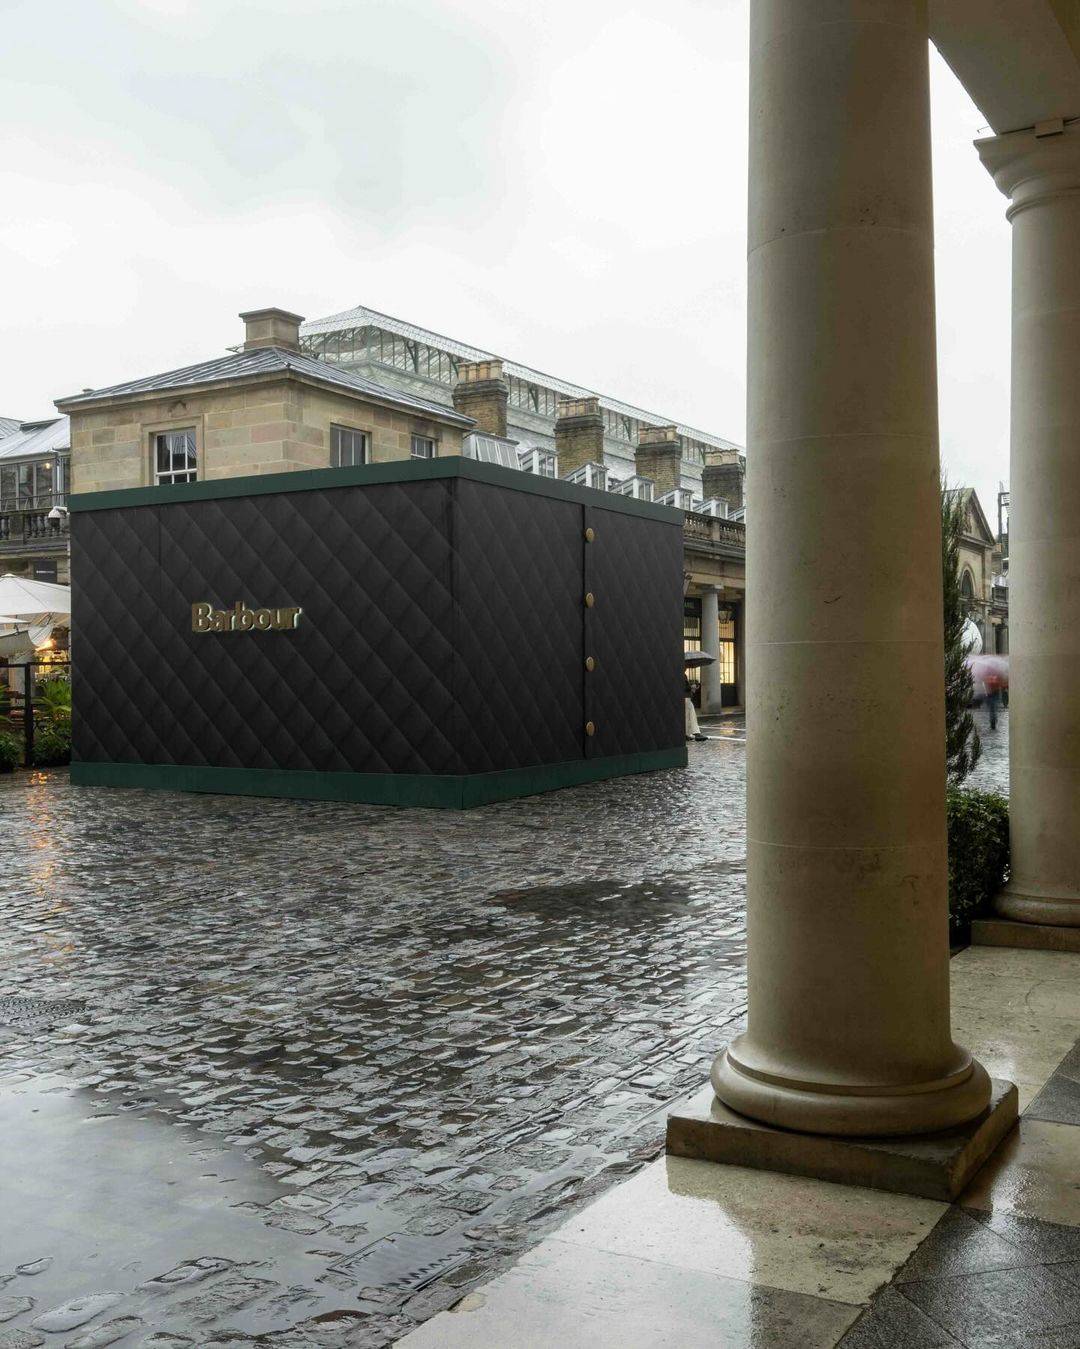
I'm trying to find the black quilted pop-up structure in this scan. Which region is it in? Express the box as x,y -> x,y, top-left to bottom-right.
69,458 -> 687,808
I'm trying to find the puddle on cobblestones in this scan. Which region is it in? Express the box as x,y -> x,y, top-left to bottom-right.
0,741 -> 750,1344
488,874 -> 744,914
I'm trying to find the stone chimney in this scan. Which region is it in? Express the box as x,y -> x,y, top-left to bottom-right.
555,397 -> 606,477
240,308 -> 304,353
702,448 -> 745,511
452,360 -> 509,438
635,425 -> 683,497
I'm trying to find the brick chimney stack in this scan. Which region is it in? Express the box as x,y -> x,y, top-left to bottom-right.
452,360 -> 509,438
554,397 -> 606,477
240,308 -> 304,353
635,425 -> 683,497
702,448 -> 745,511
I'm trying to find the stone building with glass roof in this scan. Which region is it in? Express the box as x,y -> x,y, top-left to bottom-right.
0,414 -> 71,584
300,303 -> 742,498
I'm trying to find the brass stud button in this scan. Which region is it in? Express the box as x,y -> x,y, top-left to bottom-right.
584,592 -> 595,608
584,527 -> 595,542
585,656 -> 596,672
585,721 -> 596,737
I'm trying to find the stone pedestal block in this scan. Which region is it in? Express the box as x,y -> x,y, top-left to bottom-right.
668,1080 -> 1018,1202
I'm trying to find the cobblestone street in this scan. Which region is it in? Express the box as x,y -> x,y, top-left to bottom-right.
967,700 -> 1009,796
0,729 -> 748,1347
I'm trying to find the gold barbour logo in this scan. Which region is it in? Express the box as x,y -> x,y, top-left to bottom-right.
191,602 -> 302,634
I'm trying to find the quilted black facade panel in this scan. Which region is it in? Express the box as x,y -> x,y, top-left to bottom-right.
152,485 -> 459,774
74,481 -> 461,775
585,504 -> 685,758
71,506 -> 165,765
453,480 -> 585,773
72,467 -> 685,788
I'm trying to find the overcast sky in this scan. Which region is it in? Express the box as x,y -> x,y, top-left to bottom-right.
2,0 -> 1010,518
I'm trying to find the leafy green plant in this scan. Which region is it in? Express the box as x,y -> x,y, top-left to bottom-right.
35,675 -> 71,725
946,785 -> 1009,933
30,675 -> 72,766
32,719 -> 71,767
942,483 -> 980,783
0,728 -> 20,773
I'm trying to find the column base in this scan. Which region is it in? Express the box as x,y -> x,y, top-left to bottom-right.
712,1042 -> 993,1137
972,915 -> 1080,952
994,887 -> 1080,928
667,1078 -> 1017,1201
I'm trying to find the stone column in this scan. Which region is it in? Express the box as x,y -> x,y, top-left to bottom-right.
978,123 -> 1080,926
700,588 -> 724,714
712,0 -> 990,1135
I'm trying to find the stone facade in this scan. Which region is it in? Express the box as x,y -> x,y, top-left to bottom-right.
68,380 -> 462,495
554,397 -> 605,477
62,309 -> 469,496
953,487 -> 1008,654
0,417 -> 71,585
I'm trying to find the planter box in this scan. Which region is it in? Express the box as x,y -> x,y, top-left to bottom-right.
69,458 -> 687,807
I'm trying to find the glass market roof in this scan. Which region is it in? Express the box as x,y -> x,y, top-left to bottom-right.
301,304 -> 743,455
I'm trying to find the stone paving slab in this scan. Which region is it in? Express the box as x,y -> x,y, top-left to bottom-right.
406,943 -> 1080,1349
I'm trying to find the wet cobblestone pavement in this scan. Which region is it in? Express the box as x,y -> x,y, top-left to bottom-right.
0,729 -> 748,1347
967,701 -> 1009,796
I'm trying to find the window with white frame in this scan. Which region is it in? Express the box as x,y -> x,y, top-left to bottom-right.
331,424 -> 368,468
153,428 -> 197,485
410,434 -> 436,460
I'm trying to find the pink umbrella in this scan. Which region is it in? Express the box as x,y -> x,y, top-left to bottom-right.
967,653 -> 1009,694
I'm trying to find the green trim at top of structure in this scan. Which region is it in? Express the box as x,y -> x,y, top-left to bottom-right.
68,456 -> 685,524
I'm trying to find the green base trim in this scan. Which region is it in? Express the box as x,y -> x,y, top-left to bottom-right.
69,747 -> 688,809
68,455 -> 683,524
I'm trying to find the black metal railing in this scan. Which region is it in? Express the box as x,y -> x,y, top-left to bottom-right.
1,658 -> 71,767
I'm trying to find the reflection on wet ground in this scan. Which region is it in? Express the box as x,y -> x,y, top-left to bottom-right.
0,735 -> 748,1345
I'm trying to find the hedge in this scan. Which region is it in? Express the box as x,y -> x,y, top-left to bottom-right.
947,785 -> 1010,933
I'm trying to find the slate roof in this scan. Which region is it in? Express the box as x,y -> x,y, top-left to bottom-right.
0,416 -> 71,462
55,347 -> 473,426
302,302 -> 743,452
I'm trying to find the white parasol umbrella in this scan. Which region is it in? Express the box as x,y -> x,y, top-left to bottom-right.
960,617 -> 983,656
0,575 -> 71,632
